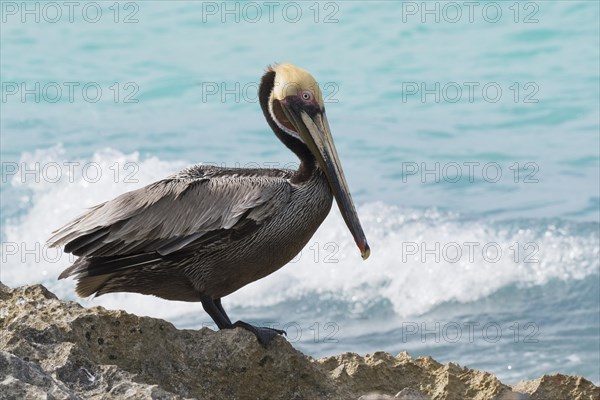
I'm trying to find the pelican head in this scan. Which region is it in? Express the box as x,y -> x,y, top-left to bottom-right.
260,63 -> 370,260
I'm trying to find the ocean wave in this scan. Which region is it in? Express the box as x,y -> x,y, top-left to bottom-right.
2,146 -> 598,321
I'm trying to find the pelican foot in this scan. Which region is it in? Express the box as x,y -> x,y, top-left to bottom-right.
232,321 -> 287,345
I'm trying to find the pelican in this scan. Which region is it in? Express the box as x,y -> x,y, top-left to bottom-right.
49,64 -> 370,344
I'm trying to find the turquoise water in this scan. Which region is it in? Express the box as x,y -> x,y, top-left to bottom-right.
1,1 -> 599,384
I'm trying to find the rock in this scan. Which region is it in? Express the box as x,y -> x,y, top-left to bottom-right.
0,284 -> 598,400
317,352 -> 515,400
0,284 -> 335,399
358,388 -> 431,400
511,374 -> 600,400
0,351 -> 77,400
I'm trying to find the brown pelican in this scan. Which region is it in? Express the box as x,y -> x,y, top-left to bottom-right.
49,64 -> 370,344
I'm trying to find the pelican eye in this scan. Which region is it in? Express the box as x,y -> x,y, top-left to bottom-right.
301,91 -> 313,102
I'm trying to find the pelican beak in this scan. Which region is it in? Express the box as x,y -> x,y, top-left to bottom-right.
280,102 -> 370,260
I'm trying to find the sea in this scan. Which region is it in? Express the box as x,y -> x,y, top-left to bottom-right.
1,1 -> 598,386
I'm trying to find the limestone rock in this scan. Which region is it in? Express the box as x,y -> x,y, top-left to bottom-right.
317,352 -> 515,400
1,284 -> 597,400
511,374 -> 599,400
0,284 -> 336,399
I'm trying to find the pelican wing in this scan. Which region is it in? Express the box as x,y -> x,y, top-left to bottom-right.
49,165 -> 292,276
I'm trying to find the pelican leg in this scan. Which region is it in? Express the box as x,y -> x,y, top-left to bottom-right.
214,298 -> 232,325
200,295 -> 231,329
200,294 -> 286,345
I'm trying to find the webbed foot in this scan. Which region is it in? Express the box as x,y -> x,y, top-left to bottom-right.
232,320 -> 287,345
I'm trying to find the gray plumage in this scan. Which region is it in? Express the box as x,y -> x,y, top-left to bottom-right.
49,165 -> 332,301
49,64 -> 369,344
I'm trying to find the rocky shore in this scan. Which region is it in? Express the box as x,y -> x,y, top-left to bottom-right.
1,283 -> 598,400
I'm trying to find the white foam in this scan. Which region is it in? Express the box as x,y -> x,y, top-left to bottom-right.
2,146 -> 598,321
